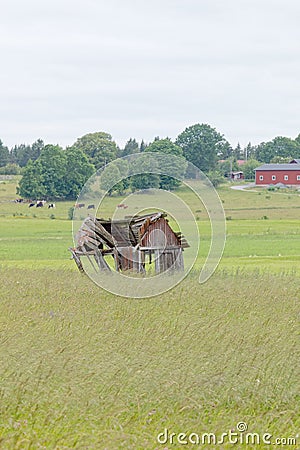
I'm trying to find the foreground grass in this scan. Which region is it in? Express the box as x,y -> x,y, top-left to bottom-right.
0,269 -> 298,449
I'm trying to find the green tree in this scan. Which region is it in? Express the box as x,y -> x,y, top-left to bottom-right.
217,141 -> 233,160
145,138 -> 186,190
255,136 -> 300,163
11,144 -> 31,167
176,123 -> 230,173
100,158 -> 130,195
129,153 -> 160,191
31,139 -> 44,160
100,163 -> 121,195
10,140 -> 43,167
70,132 -> 119,169
270,156 -> 292,164
244,142 -> 256,160
0,140 -> 9,167
217,159 -> 238,178
140,140 -> 147,152
207,170 -> 224,187
233,143 -> 242,160
242,159 -> 260,180
18,160 -> 46,199
18,144 -> 96,200
39,145 -> 66,199
121,138 -> 139,157
63,147 -> 95,199
112,159 -> 130,194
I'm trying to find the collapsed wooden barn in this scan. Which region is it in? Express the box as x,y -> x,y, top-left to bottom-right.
70,212 -> 189,275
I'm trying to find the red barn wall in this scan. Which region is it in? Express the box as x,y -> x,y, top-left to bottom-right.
255,170 -> 300,185
141,218 -> 180,248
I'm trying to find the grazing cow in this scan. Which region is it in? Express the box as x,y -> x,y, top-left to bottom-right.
36,201 -> 44,207
76,203 -> 85,209
87,204 -> 95,210
117,203 -> 128,209
48,203 -> 56,209
29,203 -> 35,208
15,198 -> 23,203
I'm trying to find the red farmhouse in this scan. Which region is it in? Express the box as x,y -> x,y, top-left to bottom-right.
255,160 -> 300,186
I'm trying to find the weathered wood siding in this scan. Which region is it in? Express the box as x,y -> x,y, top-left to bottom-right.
140,218 -> 180,248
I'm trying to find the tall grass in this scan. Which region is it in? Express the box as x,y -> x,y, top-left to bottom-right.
0,269 -> 298,449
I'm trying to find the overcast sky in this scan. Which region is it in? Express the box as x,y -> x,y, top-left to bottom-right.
1,0 -> 299,149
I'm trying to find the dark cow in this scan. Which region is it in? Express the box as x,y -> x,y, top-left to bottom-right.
36,201 -> 44,208
87,204 -> 95,210
48,203 -> 56,209
29,203 -> 35,208
76,203 -> 85,209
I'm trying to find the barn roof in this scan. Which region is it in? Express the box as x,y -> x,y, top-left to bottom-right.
255,164 -> 300,171
76,212 -> 189,251
290,159 -> 300,164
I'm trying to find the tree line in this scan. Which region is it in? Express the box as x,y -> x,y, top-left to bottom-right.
0,124 -> 300,199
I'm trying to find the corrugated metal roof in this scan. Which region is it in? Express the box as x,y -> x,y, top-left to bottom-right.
255,164 -> 300,171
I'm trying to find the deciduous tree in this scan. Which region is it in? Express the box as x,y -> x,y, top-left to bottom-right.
242,159 -> 260,180
176,124 -> 230,173
100,163 -> 121,195
70,132 -> 119,169
255,137 -> 300,163
63,147 -> 95,199
129,153 -> 160,191
18,160 -> 45,199
38,145 -> 66,198
145,138 -> 186,190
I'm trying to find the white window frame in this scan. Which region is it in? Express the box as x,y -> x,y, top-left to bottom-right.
284,175 -> 289,181
272,175 -> 276,181
259,175 -> 264,181
297,175 -> 300,181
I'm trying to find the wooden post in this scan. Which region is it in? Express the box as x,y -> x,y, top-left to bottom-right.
155,250 -> 161,273
69,248 -> 84,273
94,250 -> 111,271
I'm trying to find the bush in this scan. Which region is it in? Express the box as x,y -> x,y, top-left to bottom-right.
207,170 -> 225,187
68,207 -> 75,220
0,163 -> 21,175
242,159 -> 260,180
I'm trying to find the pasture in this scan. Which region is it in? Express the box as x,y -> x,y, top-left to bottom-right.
0,178 -> 299,449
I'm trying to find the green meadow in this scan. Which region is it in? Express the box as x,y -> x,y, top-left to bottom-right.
0,178 -> 299,449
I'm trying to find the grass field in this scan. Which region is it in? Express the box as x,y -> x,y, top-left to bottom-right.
0,178 -> 299,449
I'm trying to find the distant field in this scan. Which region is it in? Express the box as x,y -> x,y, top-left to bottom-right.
1,178 -> 300,274
0,177 -> 299,449
2,177 -> 300,221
